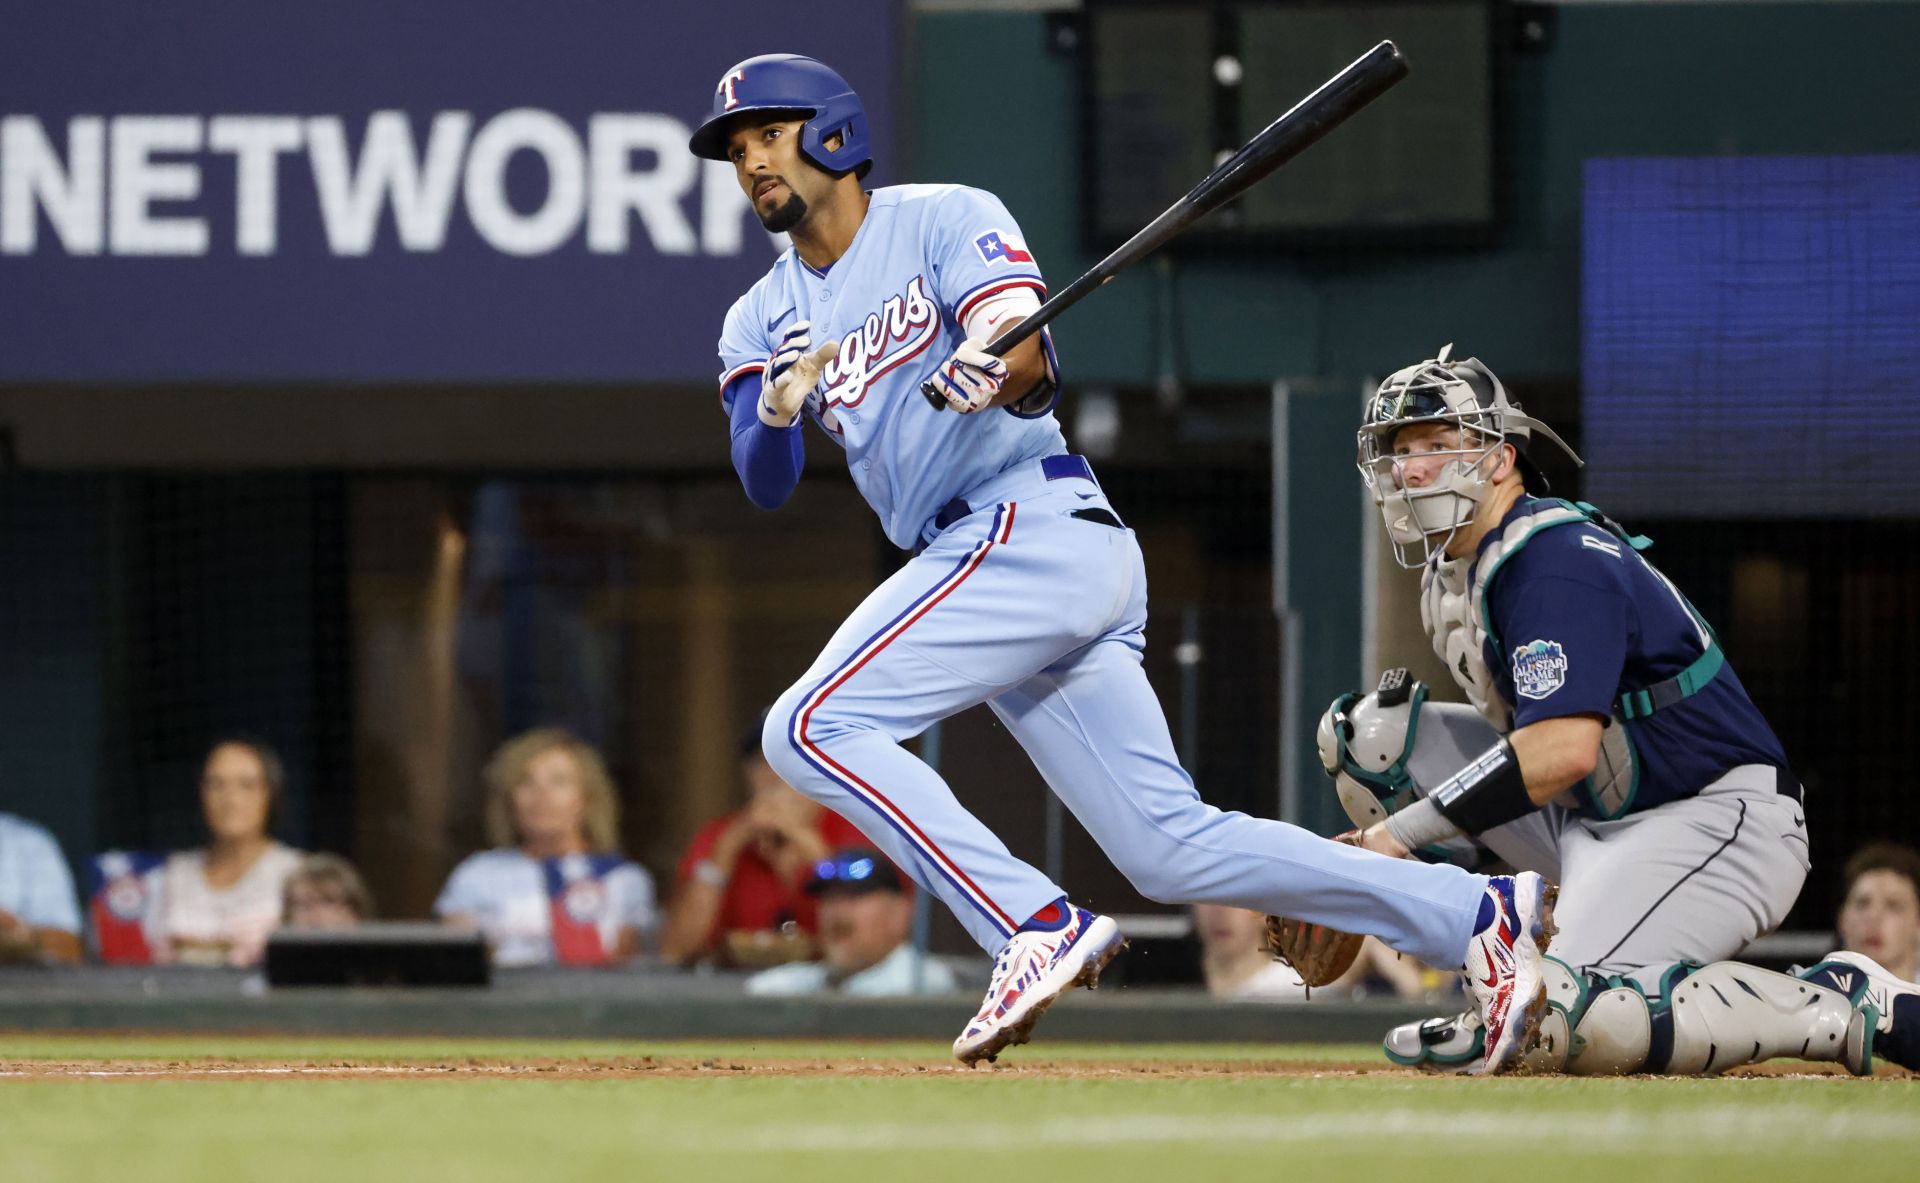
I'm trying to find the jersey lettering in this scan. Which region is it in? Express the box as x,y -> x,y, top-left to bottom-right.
816,274 -> 939,408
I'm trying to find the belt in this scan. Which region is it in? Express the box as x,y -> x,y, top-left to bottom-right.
914,454 -> 1097,554
1775,766 -> 1803,804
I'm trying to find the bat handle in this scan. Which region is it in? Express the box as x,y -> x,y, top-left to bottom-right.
919,322 -> 1032,411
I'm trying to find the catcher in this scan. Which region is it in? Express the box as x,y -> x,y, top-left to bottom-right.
1270,346 -> 1918,1075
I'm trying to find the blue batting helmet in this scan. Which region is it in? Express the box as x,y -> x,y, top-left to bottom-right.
688,54 -> 871,178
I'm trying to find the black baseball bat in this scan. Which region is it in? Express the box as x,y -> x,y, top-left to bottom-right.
923,39 -> 1409,410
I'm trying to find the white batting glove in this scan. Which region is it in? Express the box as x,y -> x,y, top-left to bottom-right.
928,338 -> 1008,414
759,320 -> 838,427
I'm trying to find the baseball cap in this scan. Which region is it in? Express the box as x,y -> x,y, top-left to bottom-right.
805,848 -> 905,897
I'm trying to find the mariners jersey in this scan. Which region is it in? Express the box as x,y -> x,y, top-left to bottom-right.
1475,496 -> 1790,818
715,184 -> 1067,549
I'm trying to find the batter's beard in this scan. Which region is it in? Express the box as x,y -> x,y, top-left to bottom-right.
758,192 -> 808,234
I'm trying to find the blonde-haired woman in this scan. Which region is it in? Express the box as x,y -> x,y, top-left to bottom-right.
434,729 -> 657,966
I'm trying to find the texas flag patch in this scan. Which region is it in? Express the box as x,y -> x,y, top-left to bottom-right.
974,229 -> 1034,266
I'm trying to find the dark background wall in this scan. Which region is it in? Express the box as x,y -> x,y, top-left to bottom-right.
4,2 -> 1918,929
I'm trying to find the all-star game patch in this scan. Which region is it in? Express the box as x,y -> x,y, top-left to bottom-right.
1512,639 -> 1569,700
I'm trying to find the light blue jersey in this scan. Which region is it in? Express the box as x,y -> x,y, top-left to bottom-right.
713,178 -> 1493,981
716,184 -> 1066,550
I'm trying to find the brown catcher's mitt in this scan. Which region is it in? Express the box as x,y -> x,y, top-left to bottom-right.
1263,830 -> 1365,988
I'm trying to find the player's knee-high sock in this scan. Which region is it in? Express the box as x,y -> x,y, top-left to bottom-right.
989,637 -> 1489,968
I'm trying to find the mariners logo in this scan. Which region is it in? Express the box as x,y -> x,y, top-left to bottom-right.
1511,639 -> 1569,700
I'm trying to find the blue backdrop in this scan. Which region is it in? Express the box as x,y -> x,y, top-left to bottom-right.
0,1 -> 896,382
1582,155 -> 1920,517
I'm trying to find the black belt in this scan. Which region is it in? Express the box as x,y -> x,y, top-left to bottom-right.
913,454 -> 1098,554
1775,766 -> 1803,804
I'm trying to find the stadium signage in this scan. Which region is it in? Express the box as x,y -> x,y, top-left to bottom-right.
2,112 -> 759,259
0,2 -> 893,382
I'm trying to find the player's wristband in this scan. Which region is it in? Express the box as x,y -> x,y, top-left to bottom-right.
1382,797 -> 1466,852
1425,736 -> 1534,836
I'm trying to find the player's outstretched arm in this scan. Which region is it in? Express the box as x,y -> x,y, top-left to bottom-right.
724,322 -> 838,510
1364,714 -> 1603,859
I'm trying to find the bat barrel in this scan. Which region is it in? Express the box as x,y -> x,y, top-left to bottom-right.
926,39 -> 1409,405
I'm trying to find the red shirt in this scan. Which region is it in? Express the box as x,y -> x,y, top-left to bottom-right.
676,809 -> 869,944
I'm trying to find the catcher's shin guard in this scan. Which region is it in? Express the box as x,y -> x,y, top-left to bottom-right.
1651,960 -> 1874,1076
1382,956 -> 1873,1076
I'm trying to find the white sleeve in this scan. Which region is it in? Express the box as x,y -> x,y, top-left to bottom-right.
433,855 -> 485,918
612,862 -> 658,935
960,285 -> 1043,345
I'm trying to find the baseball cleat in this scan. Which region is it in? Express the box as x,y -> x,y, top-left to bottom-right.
1462,871 -> 1558,1075
1800,951 -> 1918,1071
953,907 -> 1125,1066
1384,1011 -> 1484,1073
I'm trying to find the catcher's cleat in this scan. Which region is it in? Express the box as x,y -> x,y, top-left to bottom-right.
1384,1011 -> 1484,1073
1462,871 -> 1557,1075
953,907 -> 1124,1066
1800,951 -> 1917,1071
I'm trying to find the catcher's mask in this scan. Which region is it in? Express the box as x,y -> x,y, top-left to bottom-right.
1356,344 -> 1583,568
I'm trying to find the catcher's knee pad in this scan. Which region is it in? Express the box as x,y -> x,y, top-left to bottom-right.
1565,984 -> 1652,1075
1650,960 -> 1873,1076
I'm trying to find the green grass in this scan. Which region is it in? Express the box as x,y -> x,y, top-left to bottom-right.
3,1037 -> 1915,1183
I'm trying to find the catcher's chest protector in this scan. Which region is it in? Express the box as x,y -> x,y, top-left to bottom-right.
1420,503 -> 1639,818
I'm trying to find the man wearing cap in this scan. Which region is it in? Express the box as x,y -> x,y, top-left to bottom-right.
661,714 -> 868,967
745,849 -> 958,997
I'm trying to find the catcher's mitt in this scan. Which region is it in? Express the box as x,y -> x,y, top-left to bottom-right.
1263,831 -> 1365,988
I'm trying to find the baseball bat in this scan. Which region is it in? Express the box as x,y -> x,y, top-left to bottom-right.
923,39 -> 1409,410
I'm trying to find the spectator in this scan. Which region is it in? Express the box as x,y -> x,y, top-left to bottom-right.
435,728 -> 657,966
282,853 -> 375,930
1193,903 -> 1309,1001
1837,841 -> 1920,981
745,849 -> 956,996
1192,904 -> 1438,1001
661,715 -> 866,966
0,812 -> 82,965
157,737 -> 304,968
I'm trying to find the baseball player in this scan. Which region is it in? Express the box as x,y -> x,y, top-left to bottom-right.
693,54 -> 1555,1070
1320,345 -> 1919,1074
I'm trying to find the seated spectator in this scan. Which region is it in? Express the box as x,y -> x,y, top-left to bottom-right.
1837,842 -> 1920,981
661,716 -> 866,966
435,728 -> 657,966
1193,903 -> 1309,1001
0,812 -> 82,965
282,853 -> 375,931
745,849 -> 956,996
158,737 -> 304,968
1193,904 -> 1438,1002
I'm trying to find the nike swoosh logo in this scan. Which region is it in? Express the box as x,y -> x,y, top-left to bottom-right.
766,310 -> 797,336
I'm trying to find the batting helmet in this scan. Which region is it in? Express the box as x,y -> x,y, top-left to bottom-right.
688,54 -> 871,178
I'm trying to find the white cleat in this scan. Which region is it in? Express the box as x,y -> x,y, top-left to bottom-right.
952,907 -> 1125,1066
1801,950 -> 1919,1072
1462,871 -> 1558,1075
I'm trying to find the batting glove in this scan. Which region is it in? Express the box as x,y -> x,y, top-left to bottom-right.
759,320 -> 838,427
928,338 -> 1008,414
